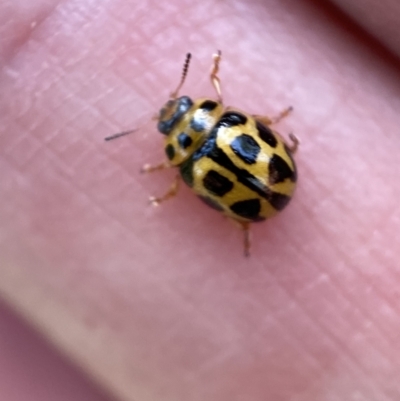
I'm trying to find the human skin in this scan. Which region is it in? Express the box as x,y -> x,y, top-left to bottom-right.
1,1 -> 400,401
0,300 -> 115,401
331,0 -> 400,59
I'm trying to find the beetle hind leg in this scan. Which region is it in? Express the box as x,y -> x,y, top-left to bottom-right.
253,106 -> 293,127
229,219 -> 252,257
271,106 -> 293,124
239,221 -> 251,257
287,133 -> 300,154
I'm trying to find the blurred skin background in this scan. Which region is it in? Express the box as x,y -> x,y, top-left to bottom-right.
1,1 -> 400,401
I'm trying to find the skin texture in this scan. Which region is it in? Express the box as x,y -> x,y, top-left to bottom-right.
331,0 -> 400,59
1,0 -> 400,400
0,300 -> 114,401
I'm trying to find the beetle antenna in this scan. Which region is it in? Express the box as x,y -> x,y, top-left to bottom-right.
170,53 -> 191,99
104,129 -> 137,141
104,113 -> 159,141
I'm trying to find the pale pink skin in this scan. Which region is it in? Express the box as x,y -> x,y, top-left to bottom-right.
331,0 -> 400,58
1,1 -> 400,401
0,300 -> 113,401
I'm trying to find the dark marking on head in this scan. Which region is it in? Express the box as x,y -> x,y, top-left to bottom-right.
269,192 -> 291,211
203,170 -> 234,197
256,121 -> 277,148
230,134 -> 260,165
180,157 -> 194,187
190,116 -> 206,132
198,195 -> 224,211
158,96 -> 193,135
177,132 -> 193,149
230,199 -> 262,220
268,154 -> 295,184
165,144 -> 175,160
199,100 -> 218,111
218,111 -> 247,127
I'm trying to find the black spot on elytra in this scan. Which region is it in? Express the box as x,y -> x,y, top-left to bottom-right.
269,192 -> 291,211
203,170 -> 234,197
165,144 -> 175,160
268,154 -> 295,184
198,195 -> 224,211
230,199 -> 262,220
180,127 -> 294,217
192,127 -> 294,212
192,128 -> 269,200
177,132 -> 193,149
230,134 -> 260,165
200,100 -> 218,111
284,144 -> 298,182
180,157 -> 194,187
218,111 -> 247,127
256,121 -> 277,148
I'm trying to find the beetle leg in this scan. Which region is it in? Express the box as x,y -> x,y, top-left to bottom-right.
287,133 -> 300,154
270,106 -> 293,124
253,106 -> 293,127
141,161 -> 172,174
210,50 -> 223,103
149,174 -> 180,206
239,221 -> 251,257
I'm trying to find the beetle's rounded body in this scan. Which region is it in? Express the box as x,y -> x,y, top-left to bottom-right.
105,52 -> 301,255
157,95 -> 297,223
